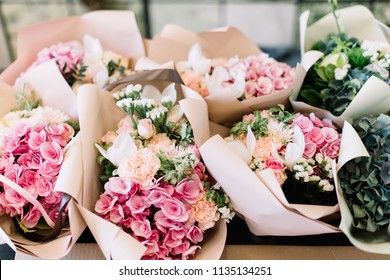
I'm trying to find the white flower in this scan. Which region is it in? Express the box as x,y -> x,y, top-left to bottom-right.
83,34 -> 103,63
142,83 -> 177,106
334,64 -> 350,80
218,206 -> 235,221
267,119 -> 294,144
146,106 -> 168,120
167,105 -> 184,123
188,43 -> 212,74
320,53 -> 348,68
29,106 -> 70,124
206,66 -> 246,98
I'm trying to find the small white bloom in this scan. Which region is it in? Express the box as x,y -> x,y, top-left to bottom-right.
133,84 -> 142,92
218,206 -> 235,221
334,64 -> 350,80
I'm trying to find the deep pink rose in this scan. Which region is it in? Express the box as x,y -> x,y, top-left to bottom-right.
40,142 -> 63,165
109,204 -> 125,224
309,113 -> 324,127
95,193 -> 118,215
39,161 -> 61,178
304,142 -> 317,159
265,158 -> 285,171
175,178 -> 201,204
13,143 -> 29,156
21,207 -> 42,228
28,130 -> 47,151
193,162 -> 206,181
186,225 -> 204,243
160,198 -> 189,222
306,127 -> 325,147
320,140 -> 340,159
130,219 -> 152,239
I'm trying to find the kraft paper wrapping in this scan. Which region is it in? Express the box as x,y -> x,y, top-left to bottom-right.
334,120 -> 390,254
0,61 -> 85,259
142,24 -> 310,126
292,5 -> 390,128
76,70 -> 227,260
0,10 -> 145,86
200,134 -> 340,236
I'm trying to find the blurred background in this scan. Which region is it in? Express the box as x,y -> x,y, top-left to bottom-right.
0,0 -> 389,71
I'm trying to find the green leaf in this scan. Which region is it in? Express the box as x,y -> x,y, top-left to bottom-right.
352,204 -> 366,218
15,216 -> 36,233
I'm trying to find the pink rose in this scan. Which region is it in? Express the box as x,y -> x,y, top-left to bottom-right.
4,164 -> 22,184
160,198 -> 189,222
109,204 -> 125,224
306,127 -> 325,147
101,131 -> 117,145
61,123 -> 74,143
130,219 -> 152,239
265,64 -> 284,78
255,76 -> 274,95
309,113 -> 324,127
182,245 -> 200,260
244,81 -> 256,99
186,225 -> 204,243
293,114 -> 314,133
193,162 -> 206,181
137,119 -> 155,140
322,127 -> 339,143
13,143 -> 29,156
320,140 -> 340,159
21,207 -> 42,228
95,193 -> 118,215
39,161 -> 61,178
27,130 -> 47,151
12,123 -> 30,137
35,175 -> 53,197
44,192 -> 62,204
265,158 -> 285,171
147,188 -> 170,206
45,124 -> 64,136
4,189 -> 26,211
272,77 -> 287,90
17,152 -> 42,170
0,193 -> 7,215
18,169 -> 38,197
154,210 -> 181,232
40,141 -> 63,165
0,157 -> 14,173
243,114 -> 254,122
175,178 -> 201,204
126,194 -> 149,214
171,240 -> 190,256
4,137 -> 20,154
104,177 -> 132,196
163,228 -> 186,248
304,142 -> 317,159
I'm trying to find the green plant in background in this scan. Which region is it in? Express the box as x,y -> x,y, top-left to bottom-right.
298,0 -> 390,116
338,113 -> 390,235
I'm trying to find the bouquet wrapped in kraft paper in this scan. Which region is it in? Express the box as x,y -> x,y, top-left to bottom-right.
0,60 -> 85,259
137,24 -> 313,127
0,10 -> 145,90
75,69 -> 233,260
199,105 -> 355,236
291,4 -> 390,128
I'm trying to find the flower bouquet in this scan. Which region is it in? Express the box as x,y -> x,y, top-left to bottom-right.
291,4 -> 390,127
200,106 -> 345,236
0,10 -> 145,88
0,63 -> 84,259
138,25 -> 310,126
336,113 -> 390,254
75,69 -> 232,259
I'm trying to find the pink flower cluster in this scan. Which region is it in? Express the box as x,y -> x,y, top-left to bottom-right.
232,54 -> 294,99
292,113 -> 341,160
95,160 -> 219,260
27,41 -> 84,77
0,121 -> 74,229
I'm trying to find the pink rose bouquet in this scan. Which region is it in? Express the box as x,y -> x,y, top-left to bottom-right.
176,43 -> 295,100
94,82 -> 234,260
20,34 -> 132,89
0,87 -> 78,239
228,106 -> 341,206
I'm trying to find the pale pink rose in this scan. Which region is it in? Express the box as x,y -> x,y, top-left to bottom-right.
260,110 -> 271,119
45,124 -> 64,136
95,193 -> 118,215
137,119 -> 155,140
309,113 -> 324,127
27,130 -> 47,151
272,77 -> 287,90
256,76 -> 274,95
304,142 -> 317,159
117,115 -> 136,135
265,64 -> 284,78
306,127 -> 325,147
244,81 -> 257,99
130,219 -> 152,239
0,156 -> 14,173
243,114 -> 255,122
4,137 -> 20,154
182,245 -> 200,259
21,207 -> 42,228
40,141 -> 63,165
171,240 -> 190,256
245,69 -> 258,81
175,178 -> 201,204
104,177 -> 132,195
60,123 -> 75,143
320,140 -> 340,159
101,131 -> 117,145
12,122 -> 30,137
39,161 -> 61,178
44,192 -> 62,204
109,204 -> 125,224
4,164 -> 22,184
126,194 -> 149,214
273,170 -> 287,185
186,225 -> 204,243
117,148 -> 160,189
163,228 -> 186,248
293,114 -> 314,133
35,175 -> 53,197
154,210 -> 181,231
18,152 -> 42,169
190,193 -> 218,230
322,127 -> 339,143
161,198 -> 189,222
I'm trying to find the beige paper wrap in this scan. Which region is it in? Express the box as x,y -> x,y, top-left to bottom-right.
139,24 -> 309,126
0,10 -> 145,86
0,60 -> 85,259
292,5 -> 390,128
76,69 -> 227,260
